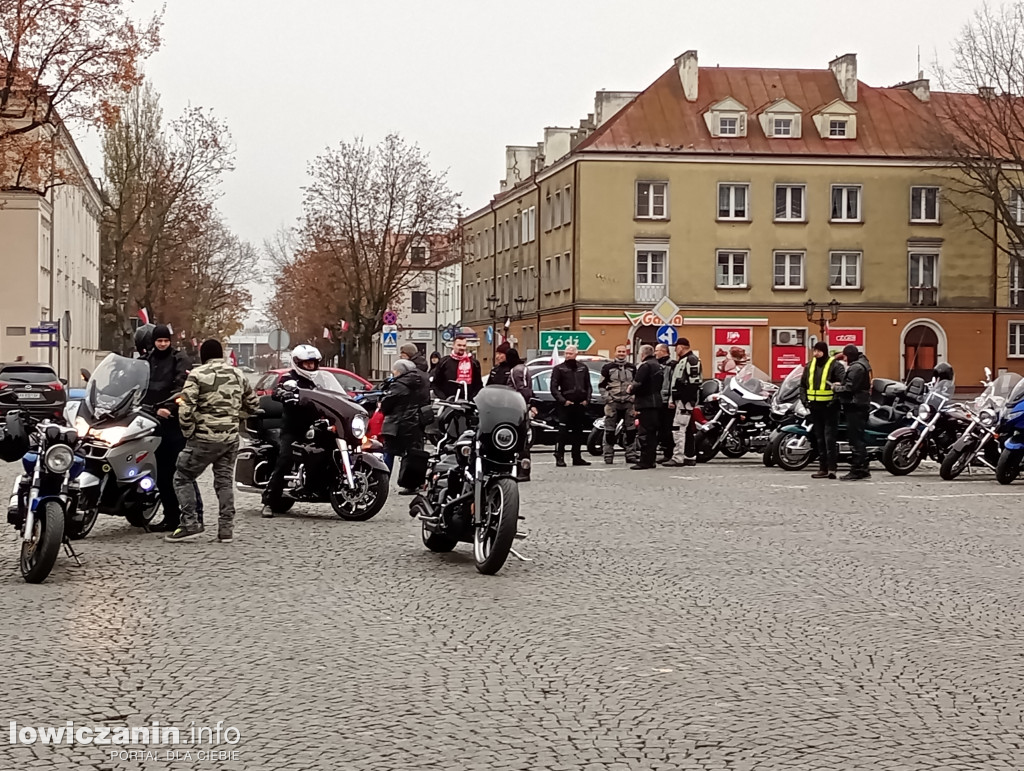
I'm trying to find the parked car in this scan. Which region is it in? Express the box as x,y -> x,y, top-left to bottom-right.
526,355 -> 610,371
253,368 -> 374,398
528,364 -> 606,446
0,362 -> 67,420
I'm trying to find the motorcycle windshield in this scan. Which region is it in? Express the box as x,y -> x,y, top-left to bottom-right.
923,378 -> 955,409
296,389 -> 368,440
1006,376 -> 1024,407
775,366 -> 804,405
474,385 -> 527,435
732,363 -> 774,400
84,354 -> 150,421
982,372 -> 1023,408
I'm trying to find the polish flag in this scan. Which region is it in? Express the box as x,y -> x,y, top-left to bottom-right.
138,308 -> 150,325
338,319 -> 350,333
323,326 -> 332,340
550,341 -> 562,366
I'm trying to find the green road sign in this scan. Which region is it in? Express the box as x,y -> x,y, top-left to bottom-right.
539,330 -> 595,352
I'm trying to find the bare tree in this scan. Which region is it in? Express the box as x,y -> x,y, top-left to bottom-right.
295,134 -> 460,372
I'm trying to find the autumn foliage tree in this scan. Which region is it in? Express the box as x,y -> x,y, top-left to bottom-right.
272,134 -> 460,373
100,83 -> 253,353
0,0 -> 161,191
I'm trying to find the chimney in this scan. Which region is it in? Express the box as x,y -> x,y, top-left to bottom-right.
594,91 -> 641,127
897,78 -> 930,103
979,86 -> 996,99
675,50 -> 699,102
829,53 -> 858,102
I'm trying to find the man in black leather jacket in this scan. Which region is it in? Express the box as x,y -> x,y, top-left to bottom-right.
629,345 -> 664,470
380,359 -> 431,494
833,344 -> 872,480
550,345 -> 592,467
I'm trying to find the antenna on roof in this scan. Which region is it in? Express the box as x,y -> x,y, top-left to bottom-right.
917,45 -> 922,79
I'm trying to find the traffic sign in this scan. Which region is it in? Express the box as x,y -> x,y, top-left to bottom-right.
656,325 -> 678,346
441,328 -> 453,343
383,309 -> 398,326
539,330 -> 595,352
268,329 -> 291,351
61,310 -> 72,342
30,340 -> 59,348
651,296 -> 679,326
31,326 -> 58,335
381,324 -> 398,354
485,326 -> 493,344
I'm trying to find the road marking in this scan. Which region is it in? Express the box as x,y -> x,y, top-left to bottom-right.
770,484 -> 807,490
896,493 -> 1021,500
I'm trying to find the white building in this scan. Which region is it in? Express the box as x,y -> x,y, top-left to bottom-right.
0,138 -> 102,378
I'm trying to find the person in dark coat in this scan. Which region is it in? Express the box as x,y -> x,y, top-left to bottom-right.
549,344 -> 592,467
432,336 -> 483,400
800,341 -> 846,480
142,324 -> 200,531
487,342 -> 512,386
629,345 -> 664,470
505,348 -> 534,482
833,344 -> 872,480
427,351 -> 441,378
655,343 -> 677,463
380,359 -> 431,493
400,343 -> 428,372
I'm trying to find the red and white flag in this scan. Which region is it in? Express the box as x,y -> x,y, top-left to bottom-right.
338,319 -> 350,333
138,308 -> 150,325
323,326 -> 332,341
550,341 -> 562,366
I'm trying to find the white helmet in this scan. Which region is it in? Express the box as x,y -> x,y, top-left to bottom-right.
290,345 -> 322,382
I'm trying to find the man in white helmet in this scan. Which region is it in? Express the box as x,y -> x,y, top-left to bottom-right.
261,345 -> 331,515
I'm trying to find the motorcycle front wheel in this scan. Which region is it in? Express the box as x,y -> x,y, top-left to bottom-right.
587,428 -> 604,457
939,443 -> 974,481
330,465 -> 390,521
995,447 -> 1023,485
21,501 -> 64,584
773,432 -> 815,471
720,428 -> 747,459
882,434 -> 924,476
474,478 -> 519,575
694,429 -> 720,463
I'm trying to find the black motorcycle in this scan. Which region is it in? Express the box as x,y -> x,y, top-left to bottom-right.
694,365 -> 777,462
882,377 -> 967,475
235,389 -> 391,521
1,413 -> 86,583
411,386 -> 528,575
940,370 -> 1021,480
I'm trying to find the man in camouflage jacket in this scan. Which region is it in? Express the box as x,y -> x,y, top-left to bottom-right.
166,339 -> 260,543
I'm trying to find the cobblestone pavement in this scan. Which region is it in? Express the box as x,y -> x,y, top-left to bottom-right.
0,452 -> 1022,771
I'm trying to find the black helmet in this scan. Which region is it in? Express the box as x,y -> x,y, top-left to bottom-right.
933,362 -> 954,382
135,323 -> 155,355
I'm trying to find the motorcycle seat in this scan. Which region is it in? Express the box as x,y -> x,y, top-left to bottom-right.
867,413 -> 897,431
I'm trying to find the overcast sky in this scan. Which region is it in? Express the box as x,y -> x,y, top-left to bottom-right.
78,0 -> 988,318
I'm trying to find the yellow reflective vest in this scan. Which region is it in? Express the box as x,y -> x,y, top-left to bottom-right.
806,357 -> 836,403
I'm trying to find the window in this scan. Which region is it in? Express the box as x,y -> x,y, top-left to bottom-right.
513,215 -> 521,247
773,117 -> 793,136
718,183 -> 749,220
410,246 -> 426,265
719,116 -> 738,135
411,291 -> 427,314
1011,252 -> 1024,308
5,326 -> 26,336
544,194 -> 553,231
829,119 -> 848,137
909,252 -> 938,306
635,250 -> 666,286
830,185 -> 861,222
829,251 -> 862,289
636,182 -> 668,219
911,187 -> 940,223
528,207 -> 536,242
773,252 -> 805,289
520,214 -> 528,245
562,186 -> 572,223
1010,322 -> 1024,357
1011,189 -> 1024,226
504,219 -> 510,250
716,250 -> 748,288
553,190 -> 562,228
774,185 -> 805,221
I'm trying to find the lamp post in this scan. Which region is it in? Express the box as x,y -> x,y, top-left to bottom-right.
486,294 -> 499,361
804,298 -> 841,341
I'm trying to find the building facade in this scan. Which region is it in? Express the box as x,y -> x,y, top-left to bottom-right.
461,52 -> 1021,384
0,138 -> 102,378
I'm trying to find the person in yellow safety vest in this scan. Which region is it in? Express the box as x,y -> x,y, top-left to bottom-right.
800,341 -> 847,479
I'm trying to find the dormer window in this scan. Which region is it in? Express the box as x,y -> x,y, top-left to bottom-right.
758,99 -> 803,139
705,97 -> 748,138
814,99 -> 857,139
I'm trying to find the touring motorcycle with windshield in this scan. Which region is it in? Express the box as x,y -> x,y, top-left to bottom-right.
940,370 -> 1020,480
235,376 -> 390,520
763,365 -> 810,467
694,365 -> 777,462
411,386 -> 528,575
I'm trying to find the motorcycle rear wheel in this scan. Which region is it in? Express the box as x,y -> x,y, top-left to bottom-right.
882,434 -> 924,476
474,478 -> 519,575
21,501 -> 64,584
330,467 -> 389,521
939,444 -> 973,481
996,447 -> 1023,485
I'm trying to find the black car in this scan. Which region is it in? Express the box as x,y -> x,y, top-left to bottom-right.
0,362 -> 67,420
528,365 -> 606,446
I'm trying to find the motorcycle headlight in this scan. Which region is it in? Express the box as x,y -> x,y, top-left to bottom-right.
351,414 -> 367,440
719,397 -> 738,415
43,444 -> 75,474
91,426 -> 127,446
918,403 -> 933,419
980,408 -> 998,427
794,402 -> 810,418
493,425 -> 517,451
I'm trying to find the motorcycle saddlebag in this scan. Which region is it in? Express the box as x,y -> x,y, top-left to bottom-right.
398,448 -> 430,490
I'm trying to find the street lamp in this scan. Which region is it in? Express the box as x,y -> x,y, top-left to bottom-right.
513,295 -> 527,318
804,298 -> 841,339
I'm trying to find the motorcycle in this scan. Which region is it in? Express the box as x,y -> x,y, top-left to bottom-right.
882,377 -> 967,475
763,365 -> 810,467
940,369 -> 1021,480
2,412 -> 86,583
694,365 -> 777,462
235,382 -> 391,520
411,386 -> 528,575
773,378 -> 926,472
586,415 -> 636,458
994,375 -> 1024,484
65,354 -> 163,533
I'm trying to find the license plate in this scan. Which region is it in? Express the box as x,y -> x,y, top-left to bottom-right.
16,392 -> 43,400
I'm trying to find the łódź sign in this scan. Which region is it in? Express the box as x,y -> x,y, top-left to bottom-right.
539,330 -> 595,352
